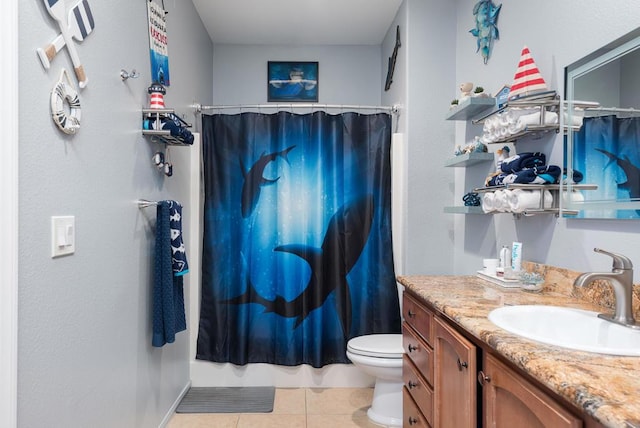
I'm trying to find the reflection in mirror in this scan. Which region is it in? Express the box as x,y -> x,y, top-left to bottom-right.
565,29 -> 640,219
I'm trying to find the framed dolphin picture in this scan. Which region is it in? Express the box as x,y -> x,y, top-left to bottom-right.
268,61 -> 318,102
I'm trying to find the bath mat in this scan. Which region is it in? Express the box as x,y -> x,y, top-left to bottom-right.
176,386 -> 275,413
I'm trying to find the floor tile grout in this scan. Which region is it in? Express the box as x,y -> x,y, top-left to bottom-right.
167,387 -> 376,428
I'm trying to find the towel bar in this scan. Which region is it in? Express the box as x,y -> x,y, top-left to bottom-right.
137,199 -> 158,208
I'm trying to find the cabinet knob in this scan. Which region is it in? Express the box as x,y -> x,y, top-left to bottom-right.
477,371 -> 491,385
408,344 -> 418,352
456,357 -> 468,371
408,416 -> 419,425
407,310 -> 416,318
408,380 -> 418,389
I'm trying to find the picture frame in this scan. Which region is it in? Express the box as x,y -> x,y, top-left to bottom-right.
267,61 -> 318,102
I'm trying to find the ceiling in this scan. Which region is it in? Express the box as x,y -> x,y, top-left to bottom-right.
191,0 -> 403,45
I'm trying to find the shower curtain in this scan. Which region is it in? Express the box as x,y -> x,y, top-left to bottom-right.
196,111 -> 400,368
574,115 -> 640,218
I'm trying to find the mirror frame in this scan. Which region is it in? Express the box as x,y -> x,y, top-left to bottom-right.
564,28 -> 640,218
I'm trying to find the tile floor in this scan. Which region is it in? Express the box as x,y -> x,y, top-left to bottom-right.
167,387 -> 384,428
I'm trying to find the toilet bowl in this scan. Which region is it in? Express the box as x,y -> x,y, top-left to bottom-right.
346,334 -> 404,427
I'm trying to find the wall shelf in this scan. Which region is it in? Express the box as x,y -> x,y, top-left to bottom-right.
142,108 -> 193,146
444,152 -> 494,167
444,206 -> 484,214
445,97 -> 496,121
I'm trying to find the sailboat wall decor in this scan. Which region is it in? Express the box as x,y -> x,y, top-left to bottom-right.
508,46 -> 550,100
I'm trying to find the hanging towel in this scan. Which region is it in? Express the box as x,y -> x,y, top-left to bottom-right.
153,200 -> 187,347
168,201 -> 189,276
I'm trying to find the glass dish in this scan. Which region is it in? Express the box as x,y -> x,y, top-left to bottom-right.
519,272 -> 545,292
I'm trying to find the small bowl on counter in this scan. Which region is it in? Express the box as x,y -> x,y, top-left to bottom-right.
519,272 -> 545,292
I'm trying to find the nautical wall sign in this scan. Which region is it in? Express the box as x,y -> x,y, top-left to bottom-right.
147,0 -> 170,86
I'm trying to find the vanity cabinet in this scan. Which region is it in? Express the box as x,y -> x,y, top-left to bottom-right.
433,317 -> 477,428
480,353 -> 581,428
403,290 -> 589,428
403,292 -> 434,427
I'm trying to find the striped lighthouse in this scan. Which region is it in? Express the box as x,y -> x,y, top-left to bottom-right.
148,82 -> 166,109
508,46 -> 548,100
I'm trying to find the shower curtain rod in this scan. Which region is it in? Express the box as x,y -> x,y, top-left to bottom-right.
193,103 -> 400,115
584,106 -> 640,114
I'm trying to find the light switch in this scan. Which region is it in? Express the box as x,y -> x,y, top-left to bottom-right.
51,216 -> 75,258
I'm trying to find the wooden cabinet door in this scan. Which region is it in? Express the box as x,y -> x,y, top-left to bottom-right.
482,353 -> 582,428
433,317 -> 477,428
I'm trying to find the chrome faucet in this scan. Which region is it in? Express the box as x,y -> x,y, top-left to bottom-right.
573,248 -> 639,329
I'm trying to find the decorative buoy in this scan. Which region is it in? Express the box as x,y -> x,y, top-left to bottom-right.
148,82 -> 166,109
51,69 -> 81,135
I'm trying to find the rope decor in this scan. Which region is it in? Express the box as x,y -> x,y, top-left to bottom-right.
463,192 -> 481,206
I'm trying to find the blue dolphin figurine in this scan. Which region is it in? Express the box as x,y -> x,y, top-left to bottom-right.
225,194 -> 375,338
469,0 -> 502,64
240,145 -> 296,218
595,148 -> 640,215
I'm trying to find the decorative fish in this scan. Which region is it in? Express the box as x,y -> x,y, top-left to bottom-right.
469,0 -> 502,64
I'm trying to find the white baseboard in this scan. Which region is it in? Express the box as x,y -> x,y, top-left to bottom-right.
158,381 -> 191,428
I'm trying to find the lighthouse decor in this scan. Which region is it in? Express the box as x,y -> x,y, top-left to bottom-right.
148,82 -> 166,109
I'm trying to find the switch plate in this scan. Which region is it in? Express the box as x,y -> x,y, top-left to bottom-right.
51,216 -> 75,258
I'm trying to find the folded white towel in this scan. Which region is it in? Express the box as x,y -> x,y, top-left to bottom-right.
482,192 -> 496,213
505,107 -> 538,125
563,190 -> 585,203
563,110 -> 584,128
494,189 -> 511,212
508,189 -> 553,213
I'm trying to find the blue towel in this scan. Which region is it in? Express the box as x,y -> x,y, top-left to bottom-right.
152,200 -> 187,347
487,165 -> 562,187
499,152 -> 546,173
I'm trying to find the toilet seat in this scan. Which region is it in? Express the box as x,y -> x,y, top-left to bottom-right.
347,334 -> 404,358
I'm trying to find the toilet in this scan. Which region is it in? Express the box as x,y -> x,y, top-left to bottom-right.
346,333 -> 404,427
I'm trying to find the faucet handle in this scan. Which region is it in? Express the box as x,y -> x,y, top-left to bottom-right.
594,248 -> 633,270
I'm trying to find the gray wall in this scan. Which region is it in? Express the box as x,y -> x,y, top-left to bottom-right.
452,0 -> 640,279
403,0 -> 457,274
211,44 -> 383,106
17,1 -> 212,427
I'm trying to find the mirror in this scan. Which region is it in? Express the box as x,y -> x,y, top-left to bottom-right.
565,28 -> 640,219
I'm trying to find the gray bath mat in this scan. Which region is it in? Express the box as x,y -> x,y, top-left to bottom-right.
176,386 -> 275,413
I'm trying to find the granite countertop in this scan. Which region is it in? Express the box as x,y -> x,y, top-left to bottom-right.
398,271 -> 640,428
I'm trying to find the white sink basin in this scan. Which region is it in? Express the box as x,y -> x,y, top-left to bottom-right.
488,305 -> 640,356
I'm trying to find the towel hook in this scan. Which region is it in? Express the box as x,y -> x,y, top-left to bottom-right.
120,69 -> 140,81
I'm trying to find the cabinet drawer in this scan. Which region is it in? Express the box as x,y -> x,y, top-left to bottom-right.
403,388 -> 431,428
403,293 -> 433,345
403,324 -> 434,386
403,355 -> 434,426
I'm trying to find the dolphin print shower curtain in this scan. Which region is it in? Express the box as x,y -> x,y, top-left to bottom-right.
573,115 -> 640,219
197,111 -> 400,368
